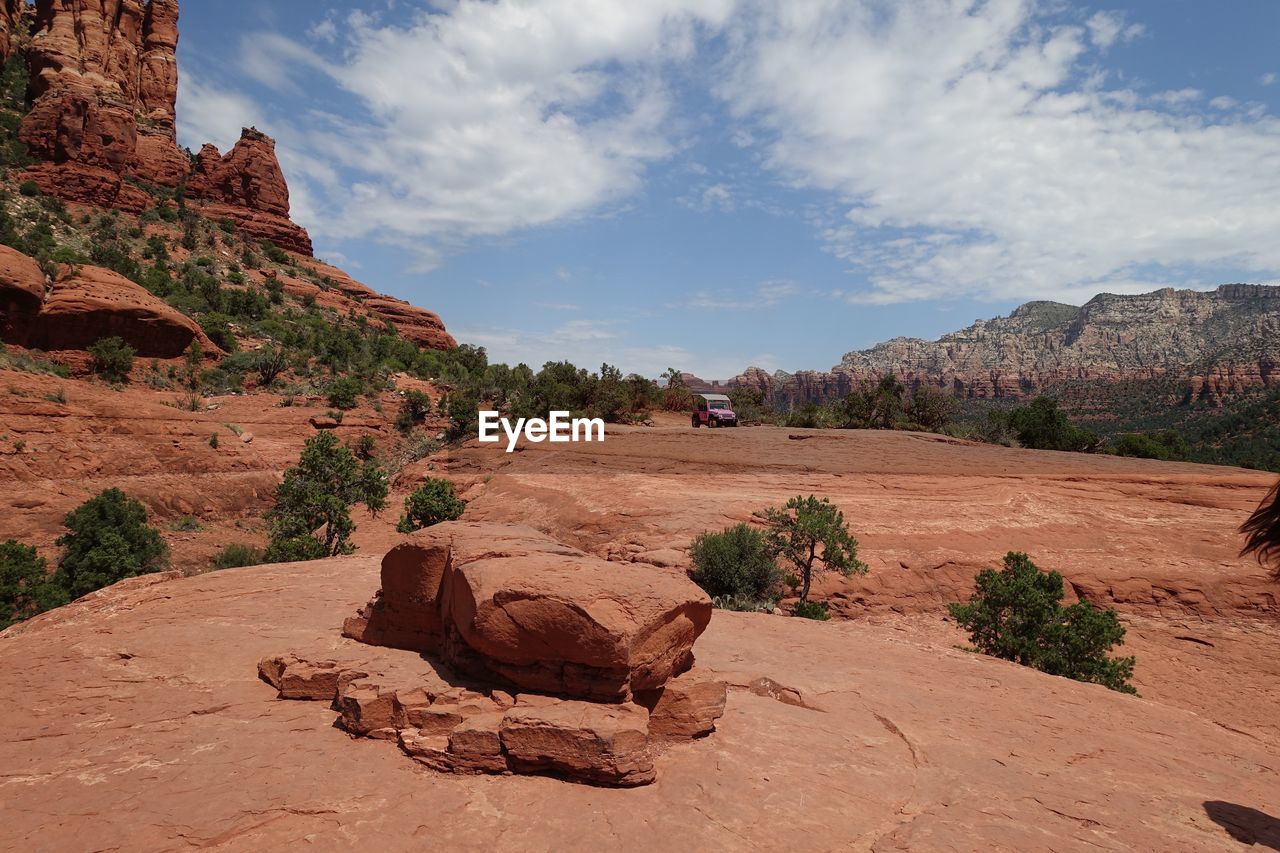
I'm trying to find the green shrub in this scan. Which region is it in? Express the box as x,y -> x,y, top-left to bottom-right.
948,552 -> 1137,694
689,523 -> 779,600
198,313 -> 238,353
395,477 -> 467,533
1112,430 -> 1189,461
88,336 -> 136,383
265,432 -> 389,560
710,593 -> 777,613
998,396 -> 1099,452
54,488 -> 169,600
396,389 -> 433,433
169,515 -> 202,532
1,539 -> 67,629
792,600 -> 831,620
758,495 -> 867,604
213,543 -> 265,570
327,376 -> 364,410
18,180 -> 39,197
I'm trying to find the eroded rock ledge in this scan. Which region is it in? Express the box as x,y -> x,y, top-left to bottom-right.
258,522 -> 725,787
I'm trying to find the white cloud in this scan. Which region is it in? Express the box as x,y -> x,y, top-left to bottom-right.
1260,72 -> 1277,87
236,0 -> 737,265
715,0 -> 1280,304
678,278 -> 798,309
1085,11 -> 1142,50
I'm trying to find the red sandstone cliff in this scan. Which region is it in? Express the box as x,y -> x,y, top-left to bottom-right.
16,0 -> 311,254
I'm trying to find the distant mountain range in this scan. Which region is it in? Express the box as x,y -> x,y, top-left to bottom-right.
716,284 -> 1280,408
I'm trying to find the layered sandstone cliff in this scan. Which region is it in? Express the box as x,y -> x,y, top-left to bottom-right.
733,285 -> 1280,405
16,0 -> 311,253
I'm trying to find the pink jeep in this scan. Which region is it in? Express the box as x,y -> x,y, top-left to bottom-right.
691,393 -> 738,428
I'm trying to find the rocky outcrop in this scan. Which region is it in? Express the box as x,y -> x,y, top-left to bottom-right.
734,285 -> 1280,405
0,0 -> 22,65
16,1 -> 316,255
21,263 -> 218,358
262,523 -> 721,786
345,522 -> 712,701
185,130 -> 313,254
0,244 -> 47,342
19,0 -> 189,207
301,258 -> 456,349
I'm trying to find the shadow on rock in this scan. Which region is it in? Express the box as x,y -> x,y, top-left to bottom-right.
1204,801 -> 1280,850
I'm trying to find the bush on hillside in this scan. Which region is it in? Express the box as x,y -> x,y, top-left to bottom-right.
88,336 -> 135,383
1112,430 -> 1189,461
948,552 -> 1137,694
326,376 -> 364,410
996,396 -> 1098,452
395,477 -> 467,533
213,543 -> 265,570
396,390 -> 433,433
689,523 -> 779,601
265,432 -> 388,560
1,539 -> 67,630
54,488 -> 169,600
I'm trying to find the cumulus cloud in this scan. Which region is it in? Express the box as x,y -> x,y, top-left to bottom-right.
715,0 -> 1280,303
229,0 -> 736,266
191,0 -> 1280,306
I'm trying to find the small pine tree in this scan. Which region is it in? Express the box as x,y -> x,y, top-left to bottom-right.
758,495 -> 867,604
265,432 -> 388,560
54,489 -> 169,600
395,478 -> 467,533
949,552 -> 1137,694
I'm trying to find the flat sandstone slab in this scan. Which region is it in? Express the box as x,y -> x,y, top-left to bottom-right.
1,557 -> 1275,850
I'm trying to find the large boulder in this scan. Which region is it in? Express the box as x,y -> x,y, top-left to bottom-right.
344,522 -> 713,702
27,265 -> 217,358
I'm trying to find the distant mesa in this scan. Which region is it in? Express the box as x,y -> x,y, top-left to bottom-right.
729,284 -> 1280,407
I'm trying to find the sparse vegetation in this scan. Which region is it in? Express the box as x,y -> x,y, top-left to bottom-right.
758,495 -> 867,605
949,552 -> 1137,694
689,523 -> 779,602
395,477 -> 467,533
54,488 -> 169,600
213,543 -> 265,570
265,432 -> 389,561
88,336 -> 136,383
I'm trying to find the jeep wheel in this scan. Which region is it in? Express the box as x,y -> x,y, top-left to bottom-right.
708,418 -> 717,428
692,417 -> 700,428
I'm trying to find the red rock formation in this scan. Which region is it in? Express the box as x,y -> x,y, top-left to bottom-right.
19,0 -> 189,207
0,0 -> 22,65
732,285 -> 1280,406
345,522 -> 712,701
185,129 -> 313,254
0,244 -> 47,342
25,263 -> 218,357
17,2 -> 316,255
300,258 -> 456,348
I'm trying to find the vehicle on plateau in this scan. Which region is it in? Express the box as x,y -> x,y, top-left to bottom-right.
691,393 -> 739,428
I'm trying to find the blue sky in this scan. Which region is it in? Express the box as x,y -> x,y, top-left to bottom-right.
175,0 -> 1280,378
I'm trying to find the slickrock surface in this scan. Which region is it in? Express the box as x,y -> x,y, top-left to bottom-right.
2,558 -> 1277,850
731,284 -> 1280,403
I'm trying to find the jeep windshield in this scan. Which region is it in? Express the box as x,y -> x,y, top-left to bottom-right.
709,401 -> 730,410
